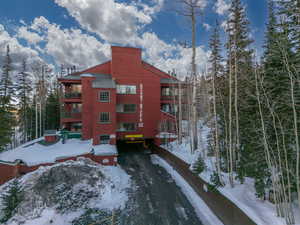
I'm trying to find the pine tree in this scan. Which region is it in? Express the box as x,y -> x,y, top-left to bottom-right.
0,45 -> 15,151
0,45 -> 14,106
208,20 -> 224,184
224,0 -> 255,186
0,179 -> 23,223
17,59 -> 32,144
45,91 -> 60,130
192,155 -> 206,174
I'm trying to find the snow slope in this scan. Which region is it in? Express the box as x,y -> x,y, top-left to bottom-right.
162,122 -> 300,225
0,139 -> 117,166
0,159 -> 130,225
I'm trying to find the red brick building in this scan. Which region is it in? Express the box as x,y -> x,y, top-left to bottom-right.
58,46 -> 179,146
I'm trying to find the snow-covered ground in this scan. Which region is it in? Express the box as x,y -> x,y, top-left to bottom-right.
0,138 -> 117,166
0,158 -> 131,225
162,122 -> 300,225
151,155 -> 224,225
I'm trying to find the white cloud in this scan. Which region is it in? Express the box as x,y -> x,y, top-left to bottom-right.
137,32 -> 209,79
28,16 -> 111,69
214,0 -> 230,15
54,0 -> 163,44
203,23 -> 211,31
0,24 -> 43,68
17,26 -> 43,44
23,16 -> 209,78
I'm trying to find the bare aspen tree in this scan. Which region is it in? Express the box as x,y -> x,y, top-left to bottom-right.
174,0 -> 206,152
178,81 -> 183,144
279,42 -> 300,214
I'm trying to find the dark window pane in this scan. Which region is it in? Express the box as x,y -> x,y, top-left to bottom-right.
100,112 -> 110,123
100,135 -> 110,144
99,91 -> 110,102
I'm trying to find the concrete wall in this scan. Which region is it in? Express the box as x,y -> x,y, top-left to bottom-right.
152,146 -> 256,225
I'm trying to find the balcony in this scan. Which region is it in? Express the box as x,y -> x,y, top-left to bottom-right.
161,95 -> 179,103
62,92 -> 82,103
65,92 -> 81,99
61,111 -> 82,123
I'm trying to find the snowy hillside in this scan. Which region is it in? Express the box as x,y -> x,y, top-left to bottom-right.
162,123 -> 300,225
0,158 -> 131,225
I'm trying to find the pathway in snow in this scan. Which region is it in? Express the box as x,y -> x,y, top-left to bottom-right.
118,143 -> 202,225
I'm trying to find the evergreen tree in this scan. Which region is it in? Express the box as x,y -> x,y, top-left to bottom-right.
208,20 -> 224,182
45,91 -> 60,130
0,45 -> 14,105
0,179 -> 23,223
17,59 -> 32,144
223,0 -> 255,185
192,155 -> 206,174
0,45 -> 15,151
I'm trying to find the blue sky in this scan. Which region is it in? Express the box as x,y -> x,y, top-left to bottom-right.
0,0 -> 268,75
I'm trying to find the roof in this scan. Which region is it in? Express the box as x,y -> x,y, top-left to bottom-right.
92,74 -> 116,89
59,74 -> 81,80
160,78 -> 180,84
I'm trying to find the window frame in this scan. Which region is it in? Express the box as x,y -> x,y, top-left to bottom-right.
99,135 -> 110,144
99,112 -> 110,124
99,91 -> 110,103
116,85 -> 137,94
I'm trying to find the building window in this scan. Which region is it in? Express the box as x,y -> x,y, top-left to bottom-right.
100,135 -> 110,144
99,112 -> 110,123
99,91 -> 110,102
118,123 -> 136,131
116,85 -> 136,94
116,104 -> 136,113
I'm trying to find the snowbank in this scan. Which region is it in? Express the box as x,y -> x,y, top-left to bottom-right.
92,144 -> 117,156
151,155 -> 224,225
0,139 -> 118,166
162,122 -> 300,225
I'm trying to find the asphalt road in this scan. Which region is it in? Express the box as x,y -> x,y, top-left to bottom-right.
118,143 -> 203,225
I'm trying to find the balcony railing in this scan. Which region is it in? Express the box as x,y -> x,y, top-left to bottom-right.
61,111 -> 82,119
65,92 -> 81,99
161,95 -> 178,101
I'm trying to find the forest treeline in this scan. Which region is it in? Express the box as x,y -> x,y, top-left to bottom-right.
0,48 -> 62,151
203,0 -> 300,224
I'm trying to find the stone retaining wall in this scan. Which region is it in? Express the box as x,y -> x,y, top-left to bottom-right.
152,145 -> 256,225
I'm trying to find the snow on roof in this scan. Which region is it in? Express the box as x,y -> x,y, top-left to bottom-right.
92,144 -> 117,156
80,73 -> 95,77
156,132 -> 178,138
0,139 -> 118,166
